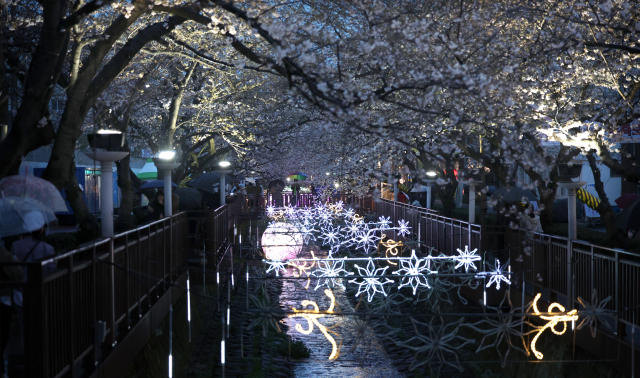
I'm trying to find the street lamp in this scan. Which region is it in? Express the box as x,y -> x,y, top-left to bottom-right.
216,161 -> 232,206
153,150 -> 180,217
424,171 -> 438,210
84,130 -> 128,237
557,160 -> 586,240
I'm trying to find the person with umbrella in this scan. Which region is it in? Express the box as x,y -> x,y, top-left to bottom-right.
0,244 -> 22,378
10,211 -> 57,344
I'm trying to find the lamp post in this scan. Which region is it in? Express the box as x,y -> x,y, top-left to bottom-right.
557,160 -> 586,240
425,171 -> 437,210
217,161 -> 232,206
84,131 -> 128,237
153,151 -> 180,217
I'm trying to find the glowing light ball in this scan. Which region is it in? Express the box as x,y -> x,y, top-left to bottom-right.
261,222 -> 304,260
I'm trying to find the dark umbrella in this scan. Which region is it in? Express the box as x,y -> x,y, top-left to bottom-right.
268,179 -> 285,193
615,198 -> 640,232
615,193 -> 639,209
186,172 -> 221,193
492,186 -> 538,202
174,187 -> 203,211
140,180 -> 178,189
552,198 -> 585,223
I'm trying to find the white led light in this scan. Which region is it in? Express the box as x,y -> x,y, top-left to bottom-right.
168,355 -> 173,377
219,161 -> 231,167
187,279 -> 191,321
97,129 -> 121,134
221,341 -> 225,364
227,307 -> 230,325
158,151 -> 176,160
217,272 -> 219,284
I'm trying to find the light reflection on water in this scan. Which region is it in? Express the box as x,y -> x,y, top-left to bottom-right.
280,250 -> 405,378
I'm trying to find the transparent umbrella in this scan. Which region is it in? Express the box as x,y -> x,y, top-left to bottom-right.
0,197 -> 57,238
0,175 -> 67,212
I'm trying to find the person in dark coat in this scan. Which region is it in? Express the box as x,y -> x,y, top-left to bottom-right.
1,246 -> 23,378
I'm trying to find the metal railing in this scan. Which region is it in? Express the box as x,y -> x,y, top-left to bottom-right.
7,212 -> 192,377
374,198 -> 639,371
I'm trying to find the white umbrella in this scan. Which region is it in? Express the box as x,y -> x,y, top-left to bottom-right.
0,197 -> 57,238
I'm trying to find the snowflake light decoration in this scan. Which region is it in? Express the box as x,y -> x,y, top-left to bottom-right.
476,259 -> 511,290
396,315 -> 474,372
349,258 -> 394,302
397,219 -> 411,237
312,257 -> 353,290
392,250 -> 437,295
466,291 -> 530,367
354,227 -> 381,254
576,289 -> 613,338
264,259 -> 288,276
378,216 -> 391,229
454,246 -> 481,272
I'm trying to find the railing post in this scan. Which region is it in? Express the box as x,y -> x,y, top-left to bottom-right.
24,264 -> 48,377
108,237 -> 116,347
69,254 -> 76,378
567,239 -> 573,311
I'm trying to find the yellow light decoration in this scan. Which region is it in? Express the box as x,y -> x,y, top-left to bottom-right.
530,293 -> 578,360
379,234 -> 403,266
289,250 -> 317,289
288,289 -> 339,360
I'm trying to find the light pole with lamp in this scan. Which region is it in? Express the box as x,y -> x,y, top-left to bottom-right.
424,171 -> 437,210
84,130 -> 129,238
557,160 -> 586,240
153,151 -> 180,217
217,161 -> 232,206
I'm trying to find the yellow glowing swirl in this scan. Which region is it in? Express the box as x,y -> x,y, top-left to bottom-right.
288,289 -> 338,359
530,293 -> 578,359
379,234 -> 403,266
289,250 -> 317,289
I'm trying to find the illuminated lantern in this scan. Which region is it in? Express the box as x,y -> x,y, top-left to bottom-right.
261,222 -> 303,260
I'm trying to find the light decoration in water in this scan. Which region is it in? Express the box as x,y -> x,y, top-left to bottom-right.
349,258 -> 394,302
454,246 -> 481,272
475,259 -> 511,290
289,250 -> 317,289
380,234 -> 403,265
392,250 -> 437,295
261,222 -> 303,260
529,293 -> 578,359
397,219 -> 411,237
288,289 -> 339,360
264,259 -> 288,276
312,256 -> 353,290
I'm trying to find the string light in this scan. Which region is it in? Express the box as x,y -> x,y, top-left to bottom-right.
288,289 -> 339,360
530,293 -> 578,359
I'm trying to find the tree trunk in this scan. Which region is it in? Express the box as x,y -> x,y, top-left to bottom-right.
115,152 -> 137,232
585,152 -> 625,247
537,184 -> 557,230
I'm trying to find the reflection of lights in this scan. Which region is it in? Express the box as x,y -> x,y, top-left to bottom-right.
289,250 -> 317,289
289,289 -> 339,359
530,293 -> 578,359
261,222 -> 303,260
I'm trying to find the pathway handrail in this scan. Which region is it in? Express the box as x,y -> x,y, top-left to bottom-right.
15,211 -> 195,377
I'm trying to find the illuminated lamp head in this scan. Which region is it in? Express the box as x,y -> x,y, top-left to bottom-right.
261,222 -> 304,260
